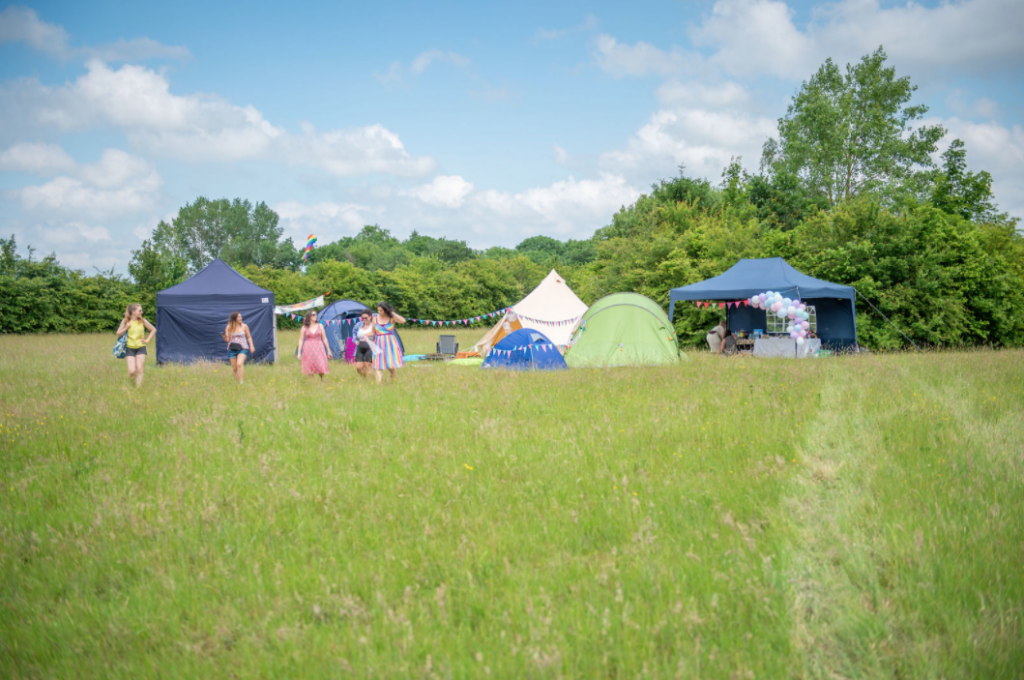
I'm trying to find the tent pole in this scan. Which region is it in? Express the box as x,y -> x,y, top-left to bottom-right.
273,314 -> 279,363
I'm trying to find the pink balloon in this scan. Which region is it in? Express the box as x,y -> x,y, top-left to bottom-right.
798,329 -> 807,338
787,313 -> 796,320
801,321 -> 810,330
771,302 -> 780,312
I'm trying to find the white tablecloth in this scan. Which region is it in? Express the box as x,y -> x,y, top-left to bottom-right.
753,337 -> 822,358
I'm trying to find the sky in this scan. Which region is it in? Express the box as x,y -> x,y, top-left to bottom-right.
1,0 -> 1022,273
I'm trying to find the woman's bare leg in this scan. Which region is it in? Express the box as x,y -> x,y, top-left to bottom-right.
126,356 -> 138,383
389,368 -> 397,382
375,369 -> 383,384
134,354 -> 146,387
236,354 -> 247,383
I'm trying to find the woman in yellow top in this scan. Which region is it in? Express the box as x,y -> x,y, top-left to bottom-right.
116,304 -> 156,387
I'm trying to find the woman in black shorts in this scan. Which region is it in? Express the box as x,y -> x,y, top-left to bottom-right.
353,310 -> 375,379
116,303 -> 156,387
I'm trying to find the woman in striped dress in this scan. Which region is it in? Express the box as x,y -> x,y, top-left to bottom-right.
298,310 -> 332,380
373,302 -> 405,384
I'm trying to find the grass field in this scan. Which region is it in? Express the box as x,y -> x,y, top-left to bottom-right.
1,330 -> 1022,679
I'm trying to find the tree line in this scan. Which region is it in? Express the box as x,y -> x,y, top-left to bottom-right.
2,48 -> 1022,347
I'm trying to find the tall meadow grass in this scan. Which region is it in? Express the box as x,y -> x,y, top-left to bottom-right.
1,331 -> 1021,678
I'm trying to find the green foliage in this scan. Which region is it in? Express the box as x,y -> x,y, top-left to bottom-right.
927,139 -> 1015,225
763,47 -> 945,205
152,197 -> 298,273
5,50 -> 1023,350
764,200 -> 1024,347
0,235 -> 138,334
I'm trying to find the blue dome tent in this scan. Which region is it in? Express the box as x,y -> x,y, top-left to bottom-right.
317,299 -> 406,360
481,328 -> 567,371
668,257 -> 858,350
318,299 -> 371,359
156,258 -> 276,364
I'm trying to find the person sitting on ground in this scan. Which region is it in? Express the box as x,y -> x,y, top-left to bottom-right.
721,328 -> 738,356
707,320 -> 726,354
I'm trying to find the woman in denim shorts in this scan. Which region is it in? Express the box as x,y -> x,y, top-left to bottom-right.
221,311 -> 256,384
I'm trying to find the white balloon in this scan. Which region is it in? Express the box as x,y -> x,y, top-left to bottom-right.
796,336 -> 805,345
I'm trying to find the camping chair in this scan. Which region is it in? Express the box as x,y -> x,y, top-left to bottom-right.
436,335 -> 459,357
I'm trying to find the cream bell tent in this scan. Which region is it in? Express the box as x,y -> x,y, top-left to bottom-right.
464,269 -> 587,356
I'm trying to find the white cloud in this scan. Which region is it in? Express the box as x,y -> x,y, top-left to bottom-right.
0,141 -> 76,174
273,200 -> 372,243
375,49 -> 472,85
656,80 -> 751,109
277,172 -> 641,247
535,15 -> 599,41
373,61 -> 403,85
87,37 -> 191,63
929,117 -> 1024,219
10,147 -> 162,220
402,175 -> 474,207
0,6 -> 189,62
591,34 -> 699,78
553,144 -> 570,166
691,0 -> 812,78
690,0 -> 1024,80
284,123 -> 436,177
496,173 -> 639,234
410,50 -> 471,75
600,81 -> 776,183
946,90 -> 1000,120
0,5 -> 71,59
0,60 -> 435,176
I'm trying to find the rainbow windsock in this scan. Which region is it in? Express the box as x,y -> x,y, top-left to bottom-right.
302,234 -> 317,262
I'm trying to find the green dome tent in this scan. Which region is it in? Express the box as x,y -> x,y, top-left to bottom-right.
564,292 -> 684,367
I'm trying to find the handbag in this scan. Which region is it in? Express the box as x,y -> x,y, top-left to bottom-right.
113,332 -> 128,359
229,343 -> 243,351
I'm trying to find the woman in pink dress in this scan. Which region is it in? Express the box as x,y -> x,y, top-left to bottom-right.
297,310 -> 332,380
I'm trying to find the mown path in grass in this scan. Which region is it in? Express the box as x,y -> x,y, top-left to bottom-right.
784,354 -> 1023,679
0,332 -> 1021,679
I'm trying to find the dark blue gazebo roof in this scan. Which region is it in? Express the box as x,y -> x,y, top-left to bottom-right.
668,257 -> 855,321
158,258 -> 272,302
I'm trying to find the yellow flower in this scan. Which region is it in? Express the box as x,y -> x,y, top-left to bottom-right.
464,464 -> 473,470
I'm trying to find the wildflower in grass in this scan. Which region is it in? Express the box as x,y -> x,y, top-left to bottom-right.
464,464 -> 473,470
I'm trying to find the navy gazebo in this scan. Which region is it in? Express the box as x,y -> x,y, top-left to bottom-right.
156,258 -> 276,364
668,257 -> 858,350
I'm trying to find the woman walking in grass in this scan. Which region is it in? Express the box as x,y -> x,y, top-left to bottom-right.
297,310 -> 331,380
116,304 -> 155,388
221,311 -> 255,384
372,302 -> 405,384
353,310 -> 375,379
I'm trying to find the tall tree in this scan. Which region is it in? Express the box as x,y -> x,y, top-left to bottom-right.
762,47 -> 945,205
152,197 -> 233,272
929,139 -> 1001,222
128,240 -> 188,292
150,198 -> 295,272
